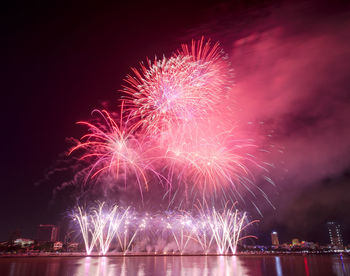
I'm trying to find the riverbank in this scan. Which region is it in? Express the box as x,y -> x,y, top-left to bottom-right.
0,251 -> 349,258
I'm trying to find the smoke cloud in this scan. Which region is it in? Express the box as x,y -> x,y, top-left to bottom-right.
184,1 -> 350,241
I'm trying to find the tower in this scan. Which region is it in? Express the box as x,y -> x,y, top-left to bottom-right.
271,231 -> 279,246
327,222 -> 343,248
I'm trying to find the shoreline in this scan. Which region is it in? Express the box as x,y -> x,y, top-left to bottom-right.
0,252 -> 348,258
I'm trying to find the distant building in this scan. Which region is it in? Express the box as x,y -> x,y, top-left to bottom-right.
271,231 -> 279,246
53,241 -> 63,251
301,241 -> 317,250
281,243 -> 291,250
37,224 -> 59,242
292,238 -> 300,246
13,238 -> 34,248
327,222 -> 343,248
67,242 -> 79,252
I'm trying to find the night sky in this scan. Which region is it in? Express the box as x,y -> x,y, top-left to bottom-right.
2,0 -> 350,245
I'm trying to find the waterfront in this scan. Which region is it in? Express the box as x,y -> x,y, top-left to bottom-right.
0,255 -> 349,276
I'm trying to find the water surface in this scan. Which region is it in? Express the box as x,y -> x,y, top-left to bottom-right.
0,255 -> 349,275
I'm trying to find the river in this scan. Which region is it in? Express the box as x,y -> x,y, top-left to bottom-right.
0,255 -> 349,275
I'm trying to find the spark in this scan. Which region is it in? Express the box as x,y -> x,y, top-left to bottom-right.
72,202 -> 257,255
69,107 -> 152,195
122,37 -> 232,136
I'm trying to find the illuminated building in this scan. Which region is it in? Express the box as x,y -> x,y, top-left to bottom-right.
271,231 -> 279,246
37,224 -> 59,242
301,241 -> 317,249
327,222 -> 343,248
292,238 -> 300,246
13,238 -> 34,248
53,241 -> 63,251
67,242 -> 79,252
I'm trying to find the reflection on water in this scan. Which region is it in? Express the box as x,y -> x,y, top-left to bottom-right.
275,256 -> 282,276
304,257 -> 310,276
0,255 -> 349,276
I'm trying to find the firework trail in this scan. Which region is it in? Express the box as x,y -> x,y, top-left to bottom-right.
98,204 -> 129,255
165,212 -> 197,254
115,211 -> 141,253
196,202 -> 258,254
72,202 -> 130,255
191,215 -> 215,254
72,206 -> 97,255
72,202 -> 257,255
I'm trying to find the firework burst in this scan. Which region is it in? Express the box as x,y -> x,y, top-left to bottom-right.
67,37 -> 273,213
122,38 -> 232,136
69,108 -> 155,195
162,126 -> 262,204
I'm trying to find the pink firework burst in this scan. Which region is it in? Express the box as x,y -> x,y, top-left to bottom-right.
122,37 -> 232,136
69,107 -> 153,194
164,128 -> 260,202
67,37 -> 273,207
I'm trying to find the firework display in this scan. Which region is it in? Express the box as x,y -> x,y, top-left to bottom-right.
69,38 -> 271,254
69,37 -> 271,203
72,202 -> 256,255
73,203 -> 129,255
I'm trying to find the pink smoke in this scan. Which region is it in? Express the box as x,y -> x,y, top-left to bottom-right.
228,8 -> 350,188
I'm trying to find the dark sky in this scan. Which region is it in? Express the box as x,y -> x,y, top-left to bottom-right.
2,0 -> 350,245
